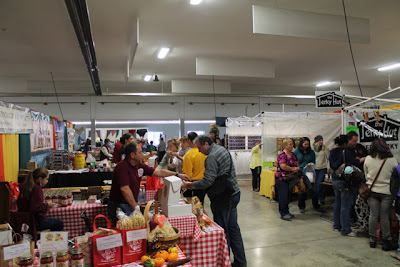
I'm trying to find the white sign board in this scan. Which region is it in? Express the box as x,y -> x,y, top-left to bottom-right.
96,234 -> 123,251
40,232 -> 68,253
0,101 -> 33,134
3,242 -> 30,260
315,91 -> 343,108
126,229 -> 147,243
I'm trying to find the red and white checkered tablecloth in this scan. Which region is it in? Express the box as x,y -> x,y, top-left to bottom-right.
167,214 -> 202,242
179,215 -> 231,267
146,190 -> 158,202
47,204 -> 108,238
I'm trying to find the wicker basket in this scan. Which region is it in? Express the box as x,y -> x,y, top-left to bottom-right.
144,200 -> 181,251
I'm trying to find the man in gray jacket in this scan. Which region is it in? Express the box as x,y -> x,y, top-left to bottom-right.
181,135 -> 247,267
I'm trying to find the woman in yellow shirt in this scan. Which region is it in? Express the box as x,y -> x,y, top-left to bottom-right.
250,141 -> 262,192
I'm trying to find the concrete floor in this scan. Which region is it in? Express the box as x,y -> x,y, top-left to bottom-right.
202,178 -> 400,267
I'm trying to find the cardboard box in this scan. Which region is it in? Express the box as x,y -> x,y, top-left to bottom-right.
160,176 -> 182,208
162,203 -> 192,218
26,161 -> 38,170
147,156 -> 157,168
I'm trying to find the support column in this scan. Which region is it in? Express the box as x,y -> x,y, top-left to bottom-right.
179,118 -> 185,138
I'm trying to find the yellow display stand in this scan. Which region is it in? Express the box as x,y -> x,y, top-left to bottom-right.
259,169 -> 277,199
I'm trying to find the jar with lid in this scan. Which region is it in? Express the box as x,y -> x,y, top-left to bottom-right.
18,254 -> 33,267
56,250 -> 69,267
40,251 -> 54,267
60,195 -> 68,207
71,248 -> 84,267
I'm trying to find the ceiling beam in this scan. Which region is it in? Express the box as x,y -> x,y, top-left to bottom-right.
64,0 -> 102,95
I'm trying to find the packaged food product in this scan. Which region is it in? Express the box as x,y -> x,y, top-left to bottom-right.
56,250 -> 69,267
40,251 -> 54,267
71,248 -> 84,267
18,254 -> 33,267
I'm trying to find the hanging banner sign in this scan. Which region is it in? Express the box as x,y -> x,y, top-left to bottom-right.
30,111 -> 54,152
67,122 -> 75,152
0,101 -> 33,134
315,91 -> 343,108
53,119 -> 66,150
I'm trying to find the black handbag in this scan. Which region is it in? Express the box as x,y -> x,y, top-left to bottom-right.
206,149 -> 235,201
335,150 -> 364,187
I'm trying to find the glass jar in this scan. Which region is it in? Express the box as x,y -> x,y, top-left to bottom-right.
40,251 -> 54,267
60,196 -> 68,207
18,254 -> 33,267
71,248 -> 84,267
56,250 -> 69,267
68,192 -> 73,206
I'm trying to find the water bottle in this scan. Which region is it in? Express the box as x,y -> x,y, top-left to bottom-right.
138,185 -> 146,205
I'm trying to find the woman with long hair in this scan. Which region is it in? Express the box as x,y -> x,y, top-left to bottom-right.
275,139 -> 300,220
17,168 -> 63,231
157,137 -> 182,173
364,138 -> 398,250
313,135 -> 330,205
294,137 -> 323,213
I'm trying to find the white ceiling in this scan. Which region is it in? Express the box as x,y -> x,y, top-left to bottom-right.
0,0 -> 400,97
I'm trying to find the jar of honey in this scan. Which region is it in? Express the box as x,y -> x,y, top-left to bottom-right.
40,251 -> 53,267
71,248 -> 84,267
56,250 -> 69,267
18,254 -> 33,267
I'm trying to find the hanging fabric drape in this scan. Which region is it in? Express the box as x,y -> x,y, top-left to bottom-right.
2,134 -> 19,182
0,134 -> 5,181
19,134 -> 31,170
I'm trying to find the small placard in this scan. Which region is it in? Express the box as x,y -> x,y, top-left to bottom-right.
96,233 -> 122,251
3,242 -> 30,260
126,229 -> 147,243
40,232 -> 68,253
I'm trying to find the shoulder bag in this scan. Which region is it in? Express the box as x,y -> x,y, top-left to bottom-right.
359,159 -> 386,200
335,150 -> 364,187
206,149 -> 235,201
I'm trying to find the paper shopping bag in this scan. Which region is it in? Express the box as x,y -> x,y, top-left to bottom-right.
90,215 -> 122,267
117,228 -> 146,264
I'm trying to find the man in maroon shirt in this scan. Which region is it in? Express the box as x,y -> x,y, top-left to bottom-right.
113,138 -> 123,163
108,142 -> 190,225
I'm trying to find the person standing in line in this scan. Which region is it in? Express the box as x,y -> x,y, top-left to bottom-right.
250,141 -> 262,192
157,137 -> 166,164
313,135 -> 330,205
364,138 -> 398,250
294,137 -> 323,213
181,135 -> 247,267
275,139 -> 300,221
100,138 -> 113,161
209,123 -> 219,138
182,132 -> 207,204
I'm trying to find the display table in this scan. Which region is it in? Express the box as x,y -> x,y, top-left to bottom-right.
47,203 -> 108,238
46,171 -> 113,188
167,214 -> 203,242
179,215 -> 231,267
259,169 -> 276,199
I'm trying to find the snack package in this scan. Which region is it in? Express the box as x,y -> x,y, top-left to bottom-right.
116,206 -> 145,230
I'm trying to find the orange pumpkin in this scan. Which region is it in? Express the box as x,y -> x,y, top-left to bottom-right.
155,250 -> 169,261
167,253 -> 178,262
141,255 -> 152,264
153,257 -> 165,267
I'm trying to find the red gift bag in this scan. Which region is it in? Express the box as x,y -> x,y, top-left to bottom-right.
90,215 -> 122,267
118,228 -> 147,264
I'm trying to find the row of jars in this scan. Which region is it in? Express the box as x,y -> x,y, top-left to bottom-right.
44,189 -> 73,207
19,249 -> 84,267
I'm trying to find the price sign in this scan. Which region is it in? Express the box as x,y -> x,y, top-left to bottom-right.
126,229 -> 147,243
40,232 -> 68,253
96,233 -> 123,251
3,242 -> 30,260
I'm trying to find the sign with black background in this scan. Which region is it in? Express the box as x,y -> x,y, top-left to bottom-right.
358,114 -> 399,142
315,91 -> 343,108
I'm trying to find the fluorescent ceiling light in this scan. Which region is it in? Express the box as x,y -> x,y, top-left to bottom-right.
97,120 -> 179,125
190,0 -> 203,5
157,47 -> 170,59
291,95 -> 315,99
184,120 -> 216,124
378,63 -> 400,71
72,121 -> 91,125
316,81 -> 333,87
144,75 -> 152,82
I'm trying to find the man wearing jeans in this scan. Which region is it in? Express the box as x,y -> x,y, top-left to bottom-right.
181,135 -> 247,267
108,142 -> 189,226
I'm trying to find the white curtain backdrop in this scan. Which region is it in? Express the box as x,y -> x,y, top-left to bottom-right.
261,112 -> 341,162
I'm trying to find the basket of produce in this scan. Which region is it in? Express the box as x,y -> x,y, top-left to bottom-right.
144,200 -> 181,251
